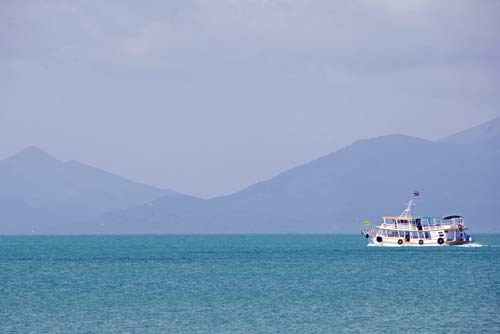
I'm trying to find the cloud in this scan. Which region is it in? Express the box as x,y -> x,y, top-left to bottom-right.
4,0 -> 499,74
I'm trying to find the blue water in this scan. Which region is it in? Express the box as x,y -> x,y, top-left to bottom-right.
1,235 -> 499,333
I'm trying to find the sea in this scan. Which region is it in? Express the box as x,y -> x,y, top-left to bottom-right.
1,234 -> 499,334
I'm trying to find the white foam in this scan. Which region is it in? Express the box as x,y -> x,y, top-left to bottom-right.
455,243 -> 483,248
367,243 -> 401,247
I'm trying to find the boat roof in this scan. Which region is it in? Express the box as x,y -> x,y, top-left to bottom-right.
443,215 -> 463,220
383,216 -> 412,220
383,216 -> 460,220
383,216 -> 444,220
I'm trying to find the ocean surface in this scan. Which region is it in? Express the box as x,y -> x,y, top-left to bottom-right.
1,234 -> 499,334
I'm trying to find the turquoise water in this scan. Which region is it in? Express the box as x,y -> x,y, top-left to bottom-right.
1,235 -> 499,333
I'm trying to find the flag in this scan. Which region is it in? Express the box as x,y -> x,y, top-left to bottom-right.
413,191 -> 420,197
363,221 -> 370,226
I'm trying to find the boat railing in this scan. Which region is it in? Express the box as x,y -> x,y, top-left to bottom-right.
379,222 -> 460,231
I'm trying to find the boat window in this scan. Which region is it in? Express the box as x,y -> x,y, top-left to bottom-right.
418,232 -> 424,239
411,232 -> 418,239
424,232 -> 431,239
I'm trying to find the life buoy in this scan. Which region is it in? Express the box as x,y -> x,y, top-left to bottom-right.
419,240 -> 424,245
398,239 -> 403,245
376,236 -> 383,243
437,238 -> 444,245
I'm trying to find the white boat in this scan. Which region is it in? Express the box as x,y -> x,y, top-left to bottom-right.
361,199 -> 473,246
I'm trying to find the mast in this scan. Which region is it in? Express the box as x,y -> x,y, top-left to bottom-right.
399,199 -> 415,218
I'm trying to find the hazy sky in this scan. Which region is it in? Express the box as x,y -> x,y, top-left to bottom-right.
1,0 -> 499,198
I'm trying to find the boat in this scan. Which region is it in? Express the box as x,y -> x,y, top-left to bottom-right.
361,199 -> 473,246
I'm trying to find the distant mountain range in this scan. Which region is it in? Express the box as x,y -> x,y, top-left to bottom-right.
0,147 -> 179,233
1,117 -> 499,234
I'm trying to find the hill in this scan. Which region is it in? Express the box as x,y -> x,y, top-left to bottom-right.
440,117 -> 500,145
2,116 -> 499,234
0,147 -> 182,233
98,133 -> 500,233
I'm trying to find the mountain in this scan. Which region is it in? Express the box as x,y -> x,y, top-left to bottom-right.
98,132 -> 500,233
439,116 -> 500,145
2,116 -> 499,234
0,147 -> 182,233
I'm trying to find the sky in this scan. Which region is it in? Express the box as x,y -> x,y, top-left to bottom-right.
1,0 -> 500,198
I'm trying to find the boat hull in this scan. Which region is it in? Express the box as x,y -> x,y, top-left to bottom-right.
367,236 -> 472,247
